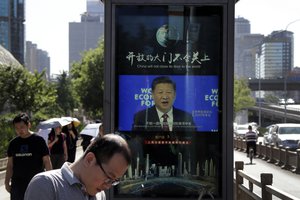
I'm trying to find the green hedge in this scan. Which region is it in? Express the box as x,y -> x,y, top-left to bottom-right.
0,114 -> 16,158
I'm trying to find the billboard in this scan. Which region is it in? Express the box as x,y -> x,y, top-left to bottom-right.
112,4 -> 224,199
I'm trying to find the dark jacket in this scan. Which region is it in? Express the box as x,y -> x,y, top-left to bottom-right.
132,106 -> 196,132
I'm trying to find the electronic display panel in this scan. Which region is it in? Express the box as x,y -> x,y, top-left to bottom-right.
113,5 -> 223,199
115,6 -> 222,75
115,132 -> 221,198
118,75 -> 219,132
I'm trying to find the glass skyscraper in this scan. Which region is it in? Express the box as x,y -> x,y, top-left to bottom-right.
0,0 -> 25,64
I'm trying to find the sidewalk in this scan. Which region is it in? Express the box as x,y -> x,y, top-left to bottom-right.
0,174 -> 9,200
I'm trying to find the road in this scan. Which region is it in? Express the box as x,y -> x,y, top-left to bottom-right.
1,146 -> 299,199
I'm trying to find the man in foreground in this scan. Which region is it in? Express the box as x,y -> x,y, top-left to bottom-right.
24,134 -> 132,200
5,113 -> 52,200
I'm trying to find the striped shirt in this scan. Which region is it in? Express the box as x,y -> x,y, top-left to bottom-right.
245,130 -> 257,142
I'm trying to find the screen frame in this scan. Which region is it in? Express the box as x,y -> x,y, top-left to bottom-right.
103,0 -> 234,199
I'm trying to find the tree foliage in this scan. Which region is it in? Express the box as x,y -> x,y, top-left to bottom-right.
0,66 -> 24,110
0,66 -> 63,157
234,78 -> 255,113
0,65 -> 59,116
56,71 -> 77,115
264,94 -> 279,104
71,39 -> 104,119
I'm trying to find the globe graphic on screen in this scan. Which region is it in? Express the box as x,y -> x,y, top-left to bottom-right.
156,25 -> 179,48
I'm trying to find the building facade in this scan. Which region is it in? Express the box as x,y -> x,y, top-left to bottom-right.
254,30 -> 294,101
69,0 -> 104,71
0,0 -> 25,65
235,16 -> 250,37
256,30 -> 294,79
234,17 -> 264,79
25,41 -> 50,79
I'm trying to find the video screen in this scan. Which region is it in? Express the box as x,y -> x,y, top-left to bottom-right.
115,132 -> 221,198
113,4 -> 223,199
115,5 -> 222,75
118,75 -> 219,132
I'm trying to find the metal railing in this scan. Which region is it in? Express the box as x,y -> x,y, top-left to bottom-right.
234,137 -> 300,174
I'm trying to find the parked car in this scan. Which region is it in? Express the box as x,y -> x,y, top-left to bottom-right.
263,123 -> 300,150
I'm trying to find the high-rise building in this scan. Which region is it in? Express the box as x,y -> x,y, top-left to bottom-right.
234,17 -> 264,78
256,30 -> 294,79
25,41 -> 50,79
235,17 -> 250,37
69,0 -> 104,71
0,0 -> 25,65
255,30 -> 294,100
87,0 -> 104,14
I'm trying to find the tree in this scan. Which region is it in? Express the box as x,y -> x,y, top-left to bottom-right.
0,66 -> 24,111
56,71 -> 77,115
29,71 -> 62,117
71,39 -> 104,119
0,65 -> 60,116
264,94 -> 279,104
234,78 -> 255,114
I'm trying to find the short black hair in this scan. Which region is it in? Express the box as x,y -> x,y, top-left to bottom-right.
85,133 -> 131,165
151,76 -> 176,91
248,125 -> 252,130
13,113 -> 30,126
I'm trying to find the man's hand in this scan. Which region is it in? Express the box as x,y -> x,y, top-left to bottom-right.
5,183 -> 11,193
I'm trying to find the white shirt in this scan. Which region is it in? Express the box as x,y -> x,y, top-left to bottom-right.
156,108 -> 174,131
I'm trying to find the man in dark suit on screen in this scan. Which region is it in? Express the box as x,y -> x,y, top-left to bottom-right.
132,76 -> 196,132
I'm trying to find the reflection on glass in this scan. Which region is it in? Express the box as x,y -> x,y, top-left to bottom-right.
114,5 -> 223,199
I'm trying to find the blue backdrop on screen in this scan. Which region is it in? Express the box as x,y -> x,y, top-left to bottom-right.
118,75 -> 219,132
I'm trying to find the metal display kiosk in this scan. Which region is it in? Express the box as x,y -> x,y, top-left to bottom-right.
103,0 -> 235,199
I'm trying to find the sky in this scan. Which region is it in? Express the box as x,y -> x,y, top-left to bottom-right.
25,0 -> 300,75
25,0 -> 86,75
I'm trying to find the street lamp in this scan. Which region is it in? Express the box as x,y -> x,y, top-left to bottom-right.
258,56 -> 262,127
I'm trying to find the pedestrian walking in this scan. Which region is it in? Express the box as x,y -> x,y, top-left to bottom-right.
62,122 -> 78,162
5,113 -> 52,200
48,126 -> 68,169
